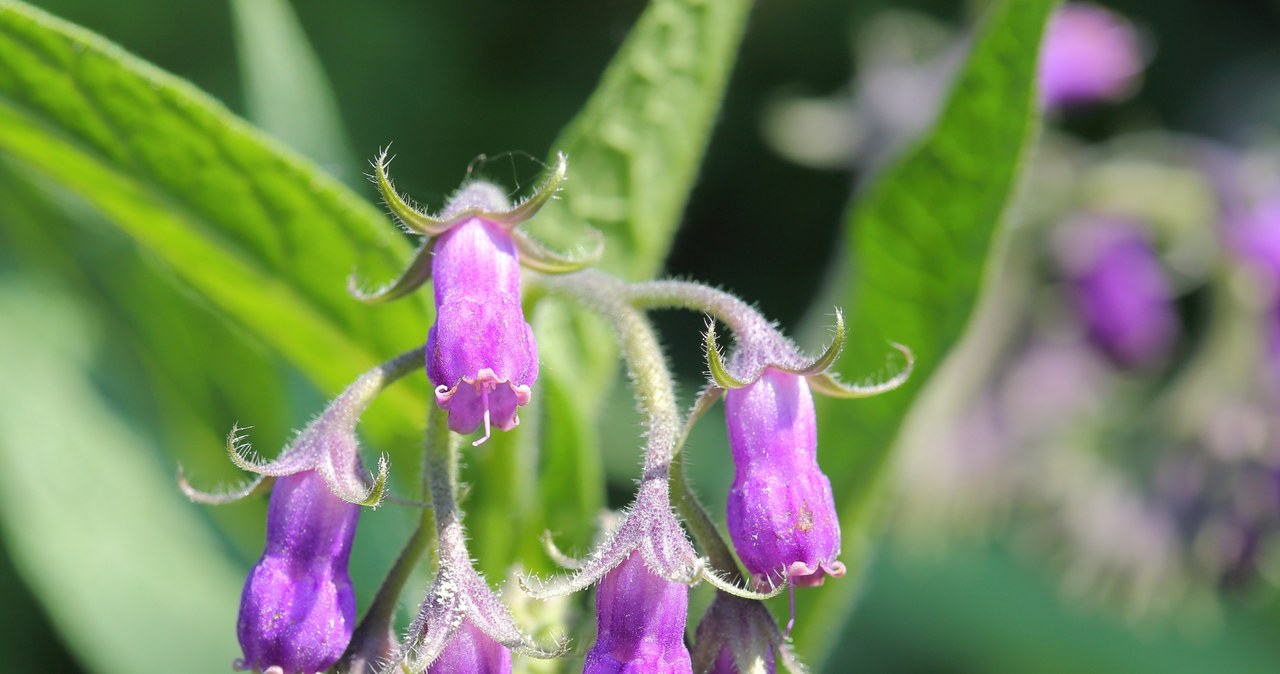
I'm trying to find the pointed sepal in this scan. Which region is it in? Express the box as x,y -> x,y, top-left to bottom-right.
700,566 -> 788,601
805,341 -> 915,399
177,466 -> 272,505
706,321 -> 752,390
187,348 -> 422,509
373,147 -> 454,236
491,151 -> 567,227
348,239 -> 434,305
776,308 -> 846,377
511,226 -> 604,273
521,479 -> 702,599
374,148 -> 567,236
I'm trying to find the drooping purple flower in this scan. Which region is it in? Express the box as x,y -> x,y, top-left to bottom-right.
427,184 -> 539,442
1055,216 -> 1178,369
583,550 -> 692,674
1038,3 -> 1144,110
361,153 -> 602,446
427,620 -> 513,674
235,469 -> 359,674
725,368 -> 843,589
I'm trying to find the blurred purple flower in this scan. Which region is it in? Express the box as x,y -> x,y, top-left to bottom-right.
1039,3 -> 1144,110
427,184 -> 539,443
1226,194 -> 1280,285
583,550 -> 692,673
427,621 -> 512,674
725,368 -> 843,589
1055,216 -> 1178,368
235,470 -> 359,674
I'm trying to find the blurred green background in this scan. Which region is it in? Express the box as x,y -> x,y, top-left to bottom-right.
3,0 -> 1280,672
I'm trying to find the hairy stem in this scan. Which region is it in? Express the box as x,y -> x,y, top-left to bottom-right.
540,271 -> 751,583
423,405 -> 468,564
539,271 -> 680,474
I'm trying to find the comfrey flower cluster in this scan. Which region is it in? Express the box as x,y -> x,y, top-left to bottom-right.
182,151 -> 912,674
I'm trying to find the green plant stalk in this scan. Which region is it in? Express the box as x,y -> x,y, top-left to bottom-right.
670,450 -> 741,583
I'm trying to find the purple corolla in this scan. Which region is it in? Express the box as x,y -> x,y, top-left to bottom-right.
235,470 -> 359,674
583,550 -> 692,674
724,368 -> 844,589
426,184 -> 539,442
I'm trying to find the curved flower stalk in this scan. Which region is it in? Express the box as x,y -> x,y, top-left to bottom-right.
523,273 -> 781,602
388,407 -> 565,673
351,151 -> 603,444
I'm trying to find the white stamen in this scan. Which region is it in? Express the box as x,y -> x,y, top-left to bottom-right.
472,388 -> 492,446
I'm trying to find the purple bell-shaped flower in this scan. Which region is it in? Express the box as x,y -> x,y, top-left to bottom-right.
235,469 -> 359,674
426,185 -> 540,442
725,368 -> 843,589
584,550 -> 692,674
354,152 -> 602,444
181,349 -> 424,674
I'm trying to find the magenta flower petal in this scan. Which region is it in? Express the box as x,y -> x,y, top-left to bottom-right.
724,368 -> 843,589
236,470 -> 359,674
584,551 -> 692,674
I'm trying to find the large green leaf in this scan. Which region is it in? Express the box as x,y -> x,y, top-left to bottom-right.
0,1 -> 433,454
796,0 -> 1056,664
228,0 -> 356,181
0,285 -> 245,674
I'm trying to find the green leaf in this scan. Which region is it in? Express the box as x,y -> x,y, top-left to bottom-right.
533,0 -> 752,281
0,285 -> 245,674
796,0 -> 1056,664
228,0 -> 357,182
0,1 -> 432,460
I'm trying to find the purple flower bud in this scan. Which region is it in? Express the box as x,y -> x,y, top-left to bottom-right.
235,469 -> 359,674
427,184 -> 539,443
1038,3 -> 1144,110
1055,216 -> 1178,368
427,621 -> 512,674
583,550 -> 692,674
692,594 -> 787,674
725,368 -> 843,589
